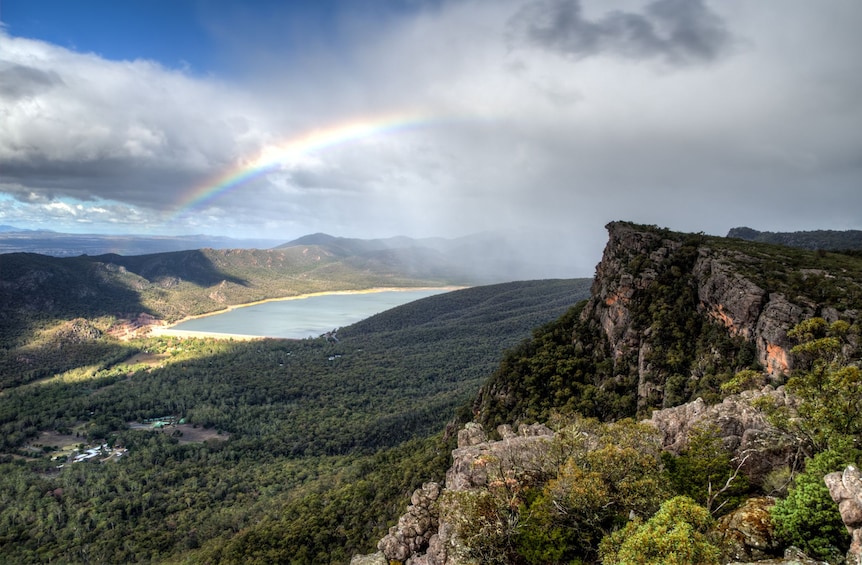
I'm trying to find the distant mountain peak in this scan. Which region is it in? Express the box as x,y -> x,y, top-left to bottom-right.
283,233 -> 338,246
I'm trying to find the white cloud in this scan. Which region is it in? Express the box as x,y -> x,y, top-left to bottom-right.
1,0 -> 861,271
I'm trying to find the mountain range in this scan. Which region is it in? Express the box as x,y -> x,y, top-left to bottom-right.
0,225 -> 284,256
728,226 -> 862,251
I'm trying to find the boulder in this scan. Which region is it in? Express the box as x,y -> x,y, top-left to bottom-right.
349,551 -> 387,565
446,423 -> 554,492
457,422 -> 487,448
824,465 -> 862,564
716,497 -> 780,561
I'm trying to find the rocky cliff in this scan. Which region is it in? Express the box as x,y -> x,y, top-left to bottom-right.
478,222 -> 861,423
583,222 -> 813,410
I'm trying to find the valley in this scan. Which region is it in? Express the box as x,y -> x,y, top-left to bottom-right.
0,268 -> 590,563
161,287 -> 458,339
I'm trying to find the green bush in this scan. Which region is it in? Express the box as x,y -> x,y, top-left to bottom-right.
599,496 -> 720,565
771,449 -> 855,562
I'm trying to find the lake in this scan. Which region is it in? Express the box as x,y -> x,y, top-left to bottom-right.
168,288 -> 452,339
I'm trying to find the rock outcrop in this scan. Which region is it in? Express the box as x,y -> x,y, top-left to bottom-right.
717,497 -> 781,562
355,422 -> 556,565
577,221 -> 858,414
648,386 -> 806,487
824,465 -> 862,565
446,422 -> 554,492
356,403 -> 807,564
377,482 -> 442,563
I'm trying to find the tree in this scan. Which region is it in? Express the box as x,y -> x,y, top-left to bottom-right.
784,318 -> 862,450
663,424 -> 749,515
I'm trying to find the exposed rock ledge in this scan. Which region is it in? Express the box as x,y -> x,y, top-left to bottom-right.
648,386 -> 807,487
352,422 -> 554,565
353,391 -> 814,564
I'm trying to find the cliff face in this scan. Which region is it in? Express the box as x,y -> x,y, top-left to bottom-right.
477,222 -> 861,424
578,221 -> 858,414
586,223 -> 789,405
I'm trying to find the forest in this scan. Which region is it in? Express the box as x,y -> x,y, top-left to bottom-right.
0,278 -> 591,563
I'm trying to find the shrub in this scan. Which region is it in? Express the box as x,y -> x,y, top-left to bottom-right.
599,496 -> 720,565
771,449 -> 854,562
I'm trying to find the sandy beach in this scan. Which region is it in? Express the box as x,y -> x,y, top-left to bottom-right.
146,286 -> 464,340
146,327 -> 265,340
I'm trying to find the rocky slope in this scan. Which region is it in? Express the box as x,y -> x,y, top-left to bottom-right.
353,397 -> 810,565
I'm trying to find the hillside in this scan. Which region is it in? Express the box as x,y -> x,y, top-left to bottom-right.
358,221 -> 862,565
0,278 -> 591,563
0,246 -> 472,348
728,226 -> 862,251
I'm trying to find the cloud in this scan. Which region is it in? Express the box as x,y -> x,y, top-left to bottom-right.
0,1 -> 861,275
0,31 -> 275,211
508,0 -> 733,64
0,63 -> 64,99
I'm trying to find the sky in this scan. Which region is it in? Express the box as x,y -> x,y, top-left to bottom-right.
1,0 -> 861,275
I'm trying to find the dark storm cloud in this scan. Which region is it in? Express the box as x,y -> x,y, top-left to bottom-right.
0,156 -> 204,211
0,63 -> 64,99
509,0 -> 733,64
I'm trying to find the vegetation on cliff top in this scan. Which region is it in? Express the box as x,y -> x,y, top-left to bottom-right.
728,226 -> 862,251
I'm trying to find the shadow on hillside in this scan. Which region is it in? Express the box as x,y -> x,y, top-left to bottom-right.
89,250 -> 249,287
0,252 -> 153,347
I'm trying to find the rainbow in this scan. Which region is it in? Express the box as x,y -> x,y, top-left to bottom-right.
173,111 -> 436,217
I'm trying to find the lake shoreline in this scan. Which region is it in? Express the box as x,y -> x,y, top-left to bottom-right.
147,285 -> 465,340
